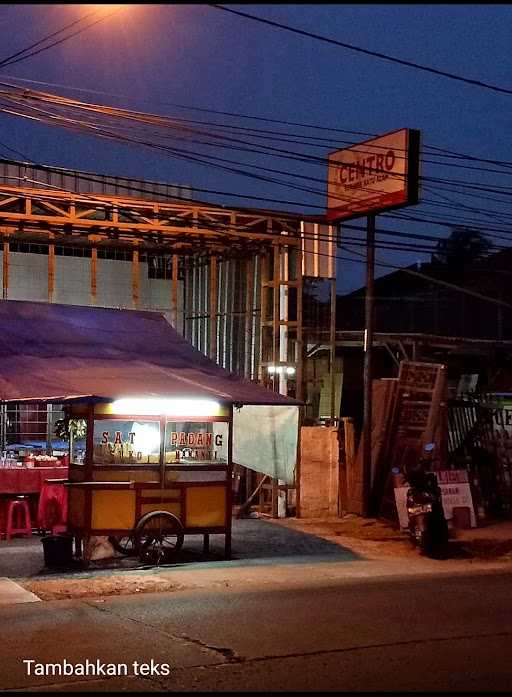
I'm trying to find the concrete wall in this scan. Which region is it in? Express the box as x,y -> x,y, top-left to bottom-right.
0,251 -> 183,333
7,252 -> 47,302
96,258 -> 133,309
299,426 -> 340,518
54,255 -> 92,306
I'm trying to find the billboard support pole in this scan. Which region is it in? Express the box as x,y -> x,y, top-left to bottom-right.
362,214 -> 375,517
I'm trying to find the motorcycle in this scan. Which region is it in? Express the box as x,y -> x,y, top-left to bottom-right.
404,445 -> 449,558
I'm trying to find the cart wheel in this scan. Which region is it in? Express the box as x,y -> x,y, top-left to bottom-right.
134,511 -> 184,565
108,535 -> 136,557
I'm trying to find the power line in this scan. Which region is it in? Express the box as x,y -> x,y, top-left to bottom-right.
0,7 -> 124,69
1,84 -> 511,250
0,94 -> 484,211
4,84 -> 512,204
0,137 -> 32,162
2,99 -> 512,252
5,74 -> 512,172
209,4 -> 512,98
0,8 -> 99,68
4,74 -> 512,187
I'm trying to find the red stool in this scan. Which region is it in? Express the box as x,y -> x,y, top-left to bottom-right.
6,498 -> 32,540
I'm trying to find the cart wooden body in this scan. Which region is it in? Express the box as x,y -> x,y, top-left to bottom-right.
65,401 -> 233,561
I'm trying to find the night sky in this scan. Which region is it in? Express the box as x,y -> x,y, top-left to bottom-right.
0,3 -> 511,292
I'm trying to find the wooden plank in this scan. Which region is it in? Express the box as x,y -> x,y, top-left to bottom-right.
350,378 -> 398,515
296,263 -> 304,401
378,361 -> 447,519
341,417 -> 355,514
271,477 -> 279,518
258,253 -> 269,383
299,426 -> 340,518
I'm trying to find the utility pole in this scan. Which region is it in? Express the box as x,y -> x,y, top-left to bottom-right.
362,214 -> 375,517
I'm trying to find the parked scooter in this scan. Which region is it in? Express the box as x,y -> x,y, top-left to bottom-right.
404,444 -> 449,559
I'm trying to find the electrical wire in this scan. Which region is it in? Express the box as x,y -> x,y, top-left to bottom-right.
208,4 -> 512,98
5,77 -> 512,178
0,7 -> 125,69
0,84 -> 511,259
3,84 -> 512,209
1,103 -> 511,253
0,8 -> 99,68
0,81 -> 508,195
0,93 -> 501,217
6,73 -> 510,177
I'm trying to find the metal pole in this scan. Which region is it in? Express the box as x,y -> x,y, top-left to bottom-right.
245,257 -> 254,379
171,254 -> 179,330
46,404 -> 53,456
3,239 -> 9,300
209,255 -> 217,362
329,277 -> 337,424
362,214 -> 375,517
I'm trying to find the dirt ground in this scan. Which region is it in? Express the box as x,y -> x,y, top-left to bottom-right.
270,514 -> 418,559
272,514 -> 512,561
22,574 -> 185,601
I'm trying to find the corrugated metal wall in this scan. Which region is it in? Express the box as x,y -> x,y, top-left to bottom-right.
183,255 -> 261,380
0,159 -> 193,203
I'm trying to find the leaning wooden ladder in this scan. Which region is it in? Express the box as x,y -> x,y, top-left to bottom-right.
374,361 -> 448,520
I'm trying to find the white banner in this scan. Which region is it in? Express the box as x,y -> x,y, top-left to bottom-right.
233,405 -> 299,484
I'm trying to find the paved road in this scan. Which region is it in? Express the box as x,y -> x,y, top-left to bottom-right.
2,566 -> 512,692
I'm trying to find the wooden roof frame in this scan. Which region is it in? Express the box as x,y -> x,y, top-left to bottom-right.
0,183 -> 303,254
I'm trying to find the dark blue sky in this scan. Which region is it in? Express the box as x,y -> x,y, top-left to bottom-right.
0,3 -> 511,292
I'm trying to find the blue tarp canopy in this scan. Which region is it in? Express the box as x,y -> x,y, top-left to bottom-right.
0,300 -> 300,407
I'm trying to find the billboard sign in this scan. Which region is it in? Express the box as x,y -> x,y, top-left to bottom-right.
326,128 -> 420,222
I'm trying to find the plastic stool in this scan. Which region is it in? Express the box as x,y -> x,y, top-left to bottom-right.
6,498 -> 32,540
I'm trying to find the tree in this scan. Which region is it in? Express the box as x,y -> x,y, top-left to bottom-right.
431,226 -> 492,267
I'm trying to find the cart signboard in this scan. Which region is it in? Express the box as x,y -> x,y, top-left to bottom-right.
326,128 -> 420,222
165,422 -> 228,464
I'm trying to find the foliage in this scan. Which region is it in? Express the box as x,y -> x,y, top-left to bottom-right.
54,417 -> 87,441
431,226 -> 492,267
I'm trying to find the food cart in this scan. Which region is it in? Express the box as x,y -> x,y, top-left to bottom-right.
65,397 -> 234,563
0,299 -> 300,565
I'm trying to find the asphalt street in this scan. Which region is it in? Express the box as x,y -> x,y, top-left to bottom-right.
2,567 -> 512,692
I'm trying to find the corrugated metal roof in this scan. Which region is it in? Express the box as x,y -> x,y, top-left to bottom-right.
0,300 -> 300,406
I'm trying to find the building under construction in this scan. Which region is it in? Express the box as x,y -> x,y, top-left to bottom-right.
0,158 -> 339,509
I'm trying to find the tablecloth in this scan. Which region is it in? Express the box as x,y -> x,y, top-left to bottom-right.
0,466 -> 68,494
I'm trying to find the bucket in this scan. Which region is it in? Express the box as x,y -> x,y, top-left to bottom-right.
41,535 -> 74,567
